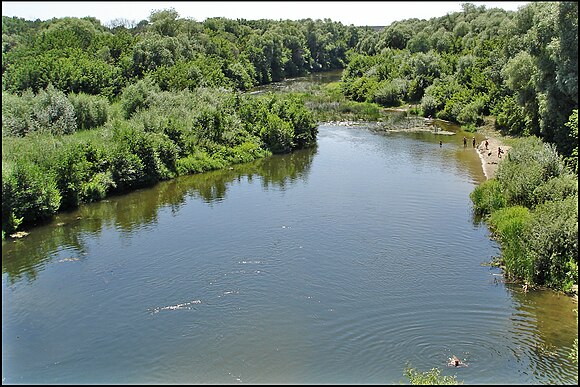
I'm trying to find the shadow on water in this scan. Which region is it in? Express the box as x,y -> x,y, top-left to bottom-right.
505,284 -> 578,383
1,145 -> 318,284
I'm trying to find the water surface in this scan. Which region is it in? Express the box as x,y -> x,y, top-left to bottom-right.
2,124 -> 577,384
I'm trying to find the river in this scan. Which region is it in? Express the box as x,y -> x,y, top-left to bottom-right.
2,78 -> 578,384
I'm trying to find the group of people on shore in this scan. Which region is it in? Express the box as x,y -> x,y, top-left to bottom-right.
456,136 -> 503,158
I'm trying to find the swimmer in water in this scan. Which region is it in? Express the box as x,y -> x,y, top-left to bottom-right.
448,355 -> 467,367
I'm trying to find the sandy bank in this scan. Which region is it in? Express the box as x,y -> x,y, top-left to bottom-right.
475,137 -> 510,179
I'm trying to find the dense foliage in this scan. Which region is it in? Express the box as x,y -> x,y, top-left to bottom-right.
340,2 -> 578,166
2,87 -> 317,234
470,134 -> 578,292
2,11 -> 361,235
2,12 -> 364,96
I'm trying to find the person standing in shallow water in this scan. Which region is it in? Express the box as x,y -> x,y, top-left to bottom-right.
439,140 -> 442,147
463,136 -> 467,147
472,137 -> 476,147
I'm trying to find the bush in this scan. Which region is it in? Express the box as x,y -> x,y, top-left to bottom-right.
2,91 -> 35,137
492,95 -> 529,135
51,144 -> 92,209
373,79 -> 403,107
532,173 -> 578,205
457,97 -> 484,126
496,137 -> 564,208
176,149 -> 226,175
2,86 -> 77,137
81,171 -> 115,203
68,92 -> 110,130
470,179 -> 507,216
120,77 -> 160,119
526,195 -> 578,290
404,365 -> 460,385
259,112 -> 294,153
420,94 -> 437,118
32,84 -> 77,135
488,206 -> 533,282
1,162 -> 61,234
110,148 -> 146,191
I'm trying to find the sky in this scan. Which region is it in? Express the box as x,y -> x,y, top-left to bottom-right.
2,1 -> 529,27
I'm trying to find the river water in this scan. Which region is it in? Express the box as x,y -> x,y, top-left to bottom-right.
2,104 -> 578,384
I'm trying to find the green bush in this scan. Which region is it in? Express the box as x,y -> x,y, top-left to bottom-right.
470,179 -> 507,216
2,91 -> 35,137
1,162 -> 61,234
68,92 -> 110,130
149,132 -> 180,179
32,84 -> 77,135
80,171 -> 115,203
373,80 -> 403,107
404,365 -> 460,385
492,95 -> 529,135
496,137 -> 564,207
488,206 -> 533,282
260,112 -> 294,153
526,195 -> 578,290
2,86 -> 77,137
420,94 -> 437,118
176,150 -> 227,175
110,148 -> 146,191
51,144 -> 92,209
120,77 -> 160,119
532,173 -> 578,205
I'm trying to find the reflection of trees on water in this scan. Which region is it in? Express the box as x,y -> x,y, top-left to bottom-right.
504,284 -> 578,383
2,219 -> 89,285
254,146 -> 317,190
2,145 -> 317,283
166,144 -> 317,204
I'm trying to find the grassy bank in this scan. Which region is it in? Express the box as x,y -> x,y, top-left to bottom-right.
2,86 -> 317,238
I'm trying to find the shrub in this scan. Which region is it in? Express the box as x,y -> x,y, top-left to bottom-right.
120,77 -> 160,119
80,171 -> 115,203
31,84 -> 77,135
532,173 -> 578,205
470,179 -> 507,216
259,112 -> 294,153
1,162 -> 61,234
2,91 -> 35,137
496,137 -> 564,208
404,365 -> 460,385
373,80 -> 403,107
526,195 -> 578,290
68,92 -> 110,130
488,206 -> 533,282
110,148 -> 145,191
51,144 -> 92,209
420,94 -> 437,118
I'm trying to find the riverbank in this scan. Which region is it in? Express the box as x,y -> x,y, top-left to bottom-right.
473,120 -> 512,179
475,137 -> 511,179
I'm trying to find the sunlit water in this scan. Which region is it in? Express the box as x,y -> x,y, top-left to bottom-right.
2,124 -> 577,384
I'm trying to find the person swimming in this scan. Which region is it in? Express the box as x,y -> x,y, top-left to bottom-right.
448,355 -> 467,367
